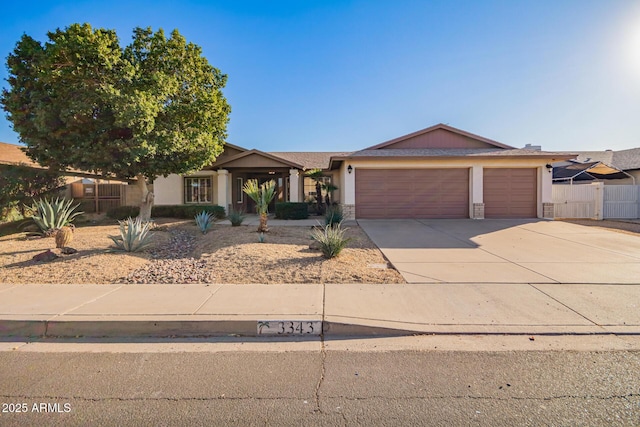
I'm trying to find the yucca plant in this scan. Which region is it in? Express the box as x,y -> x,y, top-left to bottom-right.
310,221 -> 351,259
243,179 -> 276,232
27,197 -> 83,236
109,217 -> 155,252
195,211 -> 214,234
228,207 -> 245,226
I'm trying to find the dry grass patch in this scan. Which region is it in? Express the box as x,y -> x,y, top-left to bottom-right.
0,222 -> 172,284
192,224 -> 405,284
0,220 -> 405,285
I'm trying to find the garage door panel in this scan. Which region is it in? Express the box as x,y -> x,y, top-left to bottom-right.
484,168 -> 537,218
356,169 -> 469,219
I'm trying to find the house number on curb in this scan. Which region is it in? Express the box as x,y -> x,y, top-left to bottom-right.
257,321 -> 321,335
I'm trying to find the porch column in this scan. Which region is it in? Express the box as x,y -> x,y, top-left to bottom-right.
289,169 -> 300,202
343,163 -> 356,219
217,169 -> 229,212
470,165 -> 484,219
540,165 -> 554,219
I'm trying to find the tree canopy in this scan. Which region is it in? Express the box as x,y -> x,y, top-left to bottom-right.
1,24 -> 231,219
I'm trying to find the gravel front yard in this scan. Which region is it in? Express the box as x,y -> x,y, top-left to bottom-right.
0,220 -> 405,285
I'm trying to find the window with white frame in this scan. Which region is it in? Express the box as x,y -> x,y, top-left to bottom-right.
184,177 -> 212,203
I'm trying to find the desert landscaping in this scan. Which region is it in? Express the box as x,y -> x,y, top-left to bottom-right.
0,219 -> 406,285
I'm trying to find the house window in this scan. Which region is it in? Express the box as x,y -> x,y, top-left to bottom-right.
236,178 -> 243,203
304,176 -> 332,203
184,177 -> 212,203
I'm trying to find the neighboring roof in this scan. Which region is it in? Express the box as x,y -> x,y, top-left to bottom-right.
0,141 -> 131,181
566,148 -> 640,171
0,142 -> 40,167
268,152 -> 351,170
364,123 -> 514,150
553,161 -> 630,181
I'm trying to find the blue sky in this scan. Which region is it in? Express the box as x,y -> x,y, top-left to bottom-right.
0,0 -> 639,152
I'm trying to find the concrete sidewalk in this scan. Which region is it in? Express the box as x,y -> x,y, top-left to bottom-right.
0,283 -> 638,338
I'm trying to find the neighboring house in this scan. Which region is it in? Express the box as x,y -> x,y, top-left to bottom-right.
154,124 -> 574,219
553,149 -> 640,185
0,141 -> 137,211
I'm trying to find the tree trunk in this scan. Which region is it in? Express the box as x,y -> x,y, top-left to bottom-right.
315,181 -> 323,215
258,212 -> 269,233
136,174 -> 154,222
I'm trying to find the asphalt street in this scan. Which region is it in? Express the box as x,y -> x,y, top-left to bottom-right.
1,337 -> 639,426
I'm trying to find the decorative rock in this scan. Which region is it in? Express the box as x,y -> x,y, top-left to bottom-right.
32,249 -> 59,262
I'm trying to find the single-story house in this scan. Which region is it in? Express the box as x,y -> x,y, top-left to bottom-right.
154,123 -> 574,219
553,148 -> 640,185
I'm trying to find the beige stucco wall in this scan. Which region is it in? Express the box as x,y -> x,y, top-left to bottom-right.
153,171 -> 218,206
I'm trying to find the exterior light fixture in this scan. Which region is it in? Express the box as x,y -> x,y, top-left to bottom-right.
545,164 -> 552,173
347,165 -> 353,174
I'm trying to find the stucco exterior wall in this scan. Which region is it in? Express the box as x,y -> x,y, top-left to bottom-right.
153,170 -> 218,206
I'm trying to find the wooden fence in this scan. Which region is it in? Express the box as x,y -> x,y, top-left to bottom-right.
71,183 -> 125,213
552,183 -> 640,219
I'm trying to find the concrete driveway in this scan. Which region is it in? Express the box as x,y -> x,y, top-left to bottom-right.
358,219 -> 640,284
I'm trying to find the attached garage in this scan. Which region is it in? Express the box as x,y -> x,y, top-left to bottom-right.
355,168 -> 469,219
483,168 -> 537,218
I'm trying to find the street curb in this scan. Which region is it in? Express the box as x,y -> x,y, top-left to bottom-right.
1,319 -> 637,339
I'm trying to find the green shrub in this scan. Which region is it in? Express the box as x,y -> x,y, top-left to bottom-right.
275,202 -> 309,220
28,197 -> 83,236
153,205 -> 225,219
106,204 -> 226,221
109,217 -> 155,252
325,204 -> 343,227
228,207 -> 245,226
310,222 -> 350,259
107,205 -> 140,220
195,211 -> 214,234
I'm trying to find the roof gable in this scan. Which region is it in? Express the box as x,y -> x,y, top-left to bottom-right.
210,149 -> 304,169
365,123 -> 514,150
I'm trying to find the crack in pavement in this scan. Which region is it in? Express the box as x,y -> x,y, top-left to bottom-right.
314,283 -> 327,414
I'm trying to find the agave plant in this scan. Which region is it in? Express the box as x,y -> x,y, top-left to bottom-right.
109,217 -> 155,252
227,207 -> 245,226
243,179 -> 276,232
195,211 -> 214,234
310,221 -> 351,259
28,197 -> 83,236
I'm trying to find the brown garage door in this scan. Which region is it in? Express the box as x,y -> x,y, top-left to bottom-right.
483,168 -> 537,218
355,169 -> 469,219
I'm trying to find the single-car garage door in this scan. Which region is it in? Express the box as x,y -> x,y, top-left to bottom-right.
483,168 -> 537,218
355,169 -> 469,219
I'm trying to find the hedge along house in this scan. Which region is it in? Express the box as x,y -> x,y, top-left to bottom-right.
153,124 -> 575,219
152,143 -> 349,214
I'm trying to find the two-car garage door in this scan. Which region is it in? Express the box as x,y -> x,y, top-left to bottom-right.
355,168 -> 537,219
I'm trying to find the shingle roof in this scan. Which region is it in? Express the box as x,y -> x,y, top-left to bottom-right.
346,148 -> 574,158
268,152 -> 351,169
0,141 -> 129,180
566,148 -> 640,171
0,142 -> 40,167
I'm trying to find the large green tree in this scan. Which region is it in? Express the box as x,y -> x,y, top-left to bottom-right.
1,24 -> 230,220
